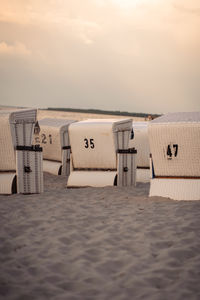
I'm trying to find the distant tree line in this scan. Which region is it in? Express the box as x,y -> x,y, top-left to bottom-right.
46,107 -> 160,119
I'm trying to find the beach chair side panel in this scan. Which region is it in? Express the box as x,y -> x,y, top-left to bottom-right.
0,114 -> 16,171
117,149 -> 137,186
16,146 -> 43,194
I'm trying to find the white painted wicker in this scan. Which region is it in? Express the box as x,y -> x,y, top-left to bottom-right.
67,118 -> 136,187
117,149 -> 137,186
35,118 -> 76,175
68,171 -> 117,187
16,146 -> 43,194
0,109 -> 43,194
0,173 -> 16,194
150,179 -> 200,201
0,112 -> 17,171
129,122 -> 150,182
148,112 -> 200,200
136,168 -> 150,183
43,160 -> 62,176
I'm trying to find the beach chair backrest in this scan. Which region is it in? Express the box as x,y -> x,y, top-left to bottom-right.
0,109 -> 37,171
129,122 -> 150,168
69,119 -> 132,170
0,112 -> 16,171
35,118 -> 76,162
148,112 -> 200,177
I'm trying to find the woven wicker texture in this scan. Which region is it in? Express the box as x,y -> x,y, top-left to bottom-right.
0,173 -> 16,194
151,112 -> 200,124
9,109 -> 37,147
0,113 -> 16,170
149,117 -> 200,177
68,171 -> 117,187
0,109 -> 43,194
150,178 -> 200,200
136,169 -> 150,183
129,122 -> 150,168
35,118 -> 75,162
43,160 -> 62,175
69,119 -> 132,169
117,152 -> 136,186
0,109 -> 37,171
16,149 -> 43,194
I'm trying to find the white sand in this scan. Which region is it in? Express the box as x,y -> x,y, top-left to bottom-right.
0,173 -> 200,300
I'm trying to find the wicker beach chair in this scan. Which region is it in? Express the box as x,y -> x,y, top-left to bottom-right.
148,112 -> 200,200
129,122 -> 150,182
0,109 -> 43,194
67,119 -> 137,187
34,118 -> 76,176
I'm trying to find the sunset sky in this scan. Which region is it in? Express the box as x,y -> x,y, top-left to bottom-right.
0,0 -> 199,114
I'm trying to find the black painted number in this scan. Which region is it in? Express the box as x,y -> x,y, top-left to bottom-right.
35,134 -> 53,145
41,134 -> 47,144
166,144 -> 178,159
84,138 -> 95,149
84,138 -> 89,148
49,134 -> 52,144
90,139 -> 94,149
167,145 -> 172,158
173,144 -> 178,157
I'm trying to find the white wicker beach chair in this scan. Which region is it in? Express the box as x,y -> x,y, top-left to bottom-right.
34,118 -> 76,176
148,112 -> 200,200
0,109 -> 43,194
129,122 -> 150,182
67,119 -> 137,187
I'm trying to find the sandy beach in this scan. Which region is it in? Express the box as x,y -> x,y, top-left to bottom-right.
0,173 -> 200,300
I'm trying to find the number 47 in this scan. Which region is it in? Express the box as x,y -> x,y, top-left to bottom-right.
167,144 -> 178,158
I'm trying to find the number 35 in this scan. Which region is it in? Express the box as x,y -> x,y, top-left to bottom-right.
84,138 -> 95,149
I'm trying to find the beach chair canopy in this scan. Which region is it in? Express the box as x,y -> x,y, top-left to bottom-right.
69,118 -> 132,170
0,108 -> 43,194
148,112 -> 200,178
35,118 -> 76,162
129,122 -> 150,168
0,109 -> 37,171
67,118 -> 133,187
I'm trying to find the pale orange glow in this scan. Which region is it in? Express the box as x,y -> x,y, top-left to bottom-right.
0,0 -> 199,113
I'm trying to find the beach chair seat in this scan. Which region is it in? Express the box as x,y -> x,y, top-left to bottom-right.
0,109 -> 43,194
148,112 -> 200,200
0,173 -> 17,194
129,122 -> 150,182
67,118 -> 137,187
34,118 -> 76,176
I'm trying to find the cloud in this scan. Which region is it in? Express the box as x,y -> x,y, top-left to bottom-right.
0,41 -> 31,56
173,3 -> 200,15
64,18 -> 101,45
0,0 -> 199,113
0,1 -> 101,45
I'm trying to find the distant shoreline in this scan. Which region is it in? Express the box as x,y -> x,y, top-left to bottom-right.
0,105 -> 160,119
46,107 -> 160,119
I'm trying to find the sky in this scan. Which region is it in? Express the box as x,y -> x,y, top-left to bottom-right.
0,0 -> 199,114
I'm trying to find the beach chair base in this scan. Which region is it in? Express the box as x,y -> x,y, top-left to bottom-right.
149,178 -> 200,200
41,148 -> 71,176
16,146 -> 43,194
67,171 -> 117,187
61,148 -> 71,176
136,168 -> 150,183
43,160 -> 62,176
0,173 -> 17,194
